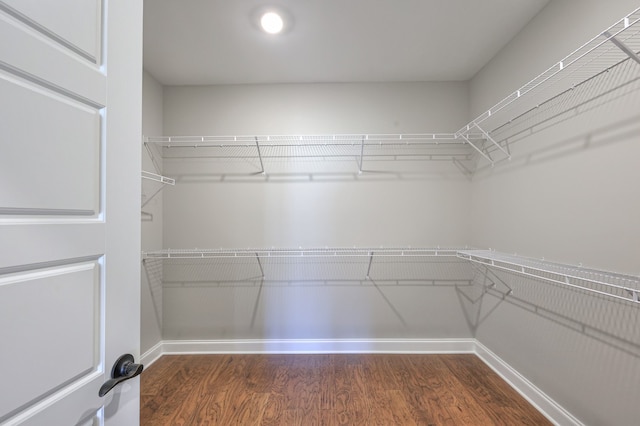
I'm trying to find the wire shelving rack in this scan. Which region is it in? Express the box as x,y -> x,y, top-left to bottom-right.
142,247 -> 473,287
457,250 -> 640,304
458,7 -> 640,165
143,247 -> 640,304
143,8 -> 640,176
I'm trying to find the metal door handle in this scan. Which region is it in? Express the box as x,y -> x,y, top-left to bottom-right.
99,354 -> 144,397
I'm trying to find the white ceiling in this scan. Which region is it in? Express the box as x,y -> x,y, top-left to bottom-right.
143,0 -> 550,86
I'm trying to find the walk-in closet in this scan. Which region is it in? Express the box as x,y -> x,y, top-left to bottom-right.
140,1 -> 640,425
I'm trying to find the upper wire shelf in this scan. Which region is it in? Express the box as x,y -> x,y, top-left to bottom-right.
458,250 -> 640,304
459,7 -> 640,164
143,8 -> 640,174
143,247 -> 461,259
146,133 -> 468,148
144,133 -> 483,176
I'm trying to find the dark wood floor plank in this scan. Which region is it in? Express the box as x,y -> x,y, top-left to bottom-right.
140,353 -> 552,426
440,354 -> 551,426
144,355 -> 224,425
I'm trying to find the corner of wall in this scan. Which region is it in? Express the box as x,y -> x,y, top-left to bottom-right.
141,70 -> 165,354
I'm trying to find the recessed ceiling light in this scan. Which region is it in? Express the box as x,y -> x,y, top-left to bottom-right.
260,12 -> 284,34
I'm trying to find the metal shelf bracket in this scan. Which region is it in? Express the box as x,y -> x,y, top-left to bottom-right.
604,31 -> 640,65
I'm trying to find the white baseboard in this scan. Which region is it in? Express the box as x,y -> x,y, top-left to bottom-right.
140,338 -> 577,426
161,338 -> 476,355
474,341 -> 583,426
140,341 -> 163,368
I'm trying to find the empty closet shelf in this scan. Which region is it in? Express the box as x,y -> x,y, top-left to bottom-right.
458,7 -> 640,164
142,247 -> 474,287
457,250 -> 640,304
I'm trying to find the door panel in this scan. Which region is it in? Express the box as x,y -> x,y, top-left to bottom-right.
0,0 -> 141,424
0,0 -> 101,62
0,73 -> 101,214
0,261 -> 101,420
0,8 -> 106,105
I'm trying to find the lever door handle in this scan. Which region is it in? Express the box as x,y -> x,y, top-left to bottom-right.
99,354 -> 144,397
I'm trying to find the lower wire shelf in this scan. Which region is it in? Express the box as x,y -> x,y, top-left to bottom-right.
142,247 -> 472,288
142,247 -> 640,304
457,250 -> 640,304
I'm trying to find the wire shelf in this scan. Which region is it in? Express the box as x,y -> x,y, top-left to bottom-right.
459,7 -> 640,162
143,247 -> 640,303
146,133 -> 468,147
143,247 -> 464,260
144,134 -> 482,175
142,247 -> 473,287
141,171 -> 175,207
458,250 -> 640,304
142,9 -> 640,174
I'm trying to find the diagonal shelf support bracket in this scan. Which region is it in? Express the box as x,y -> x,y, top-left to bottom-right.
456,131 -> 494,165
366,251 -> 374,279
255,253 -> 265,278
604,31 -> 640,65
471,123 -> 511,160
143,137 -> 163,175
470,262 -> 513,296
358,135 -> 365,173
254,137 -> 265,174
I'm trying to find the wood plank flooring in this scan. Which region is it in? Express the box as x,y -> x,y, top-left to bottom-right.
140,354 -> 551,425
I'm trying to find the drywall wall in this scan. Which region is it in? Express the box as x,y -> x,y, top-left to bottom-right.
469,1 -> 640,425
160,82 -> 476,341
141,70 -> 164,354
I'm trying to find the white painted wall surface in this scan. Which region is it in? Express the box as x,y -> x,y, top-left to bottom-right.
141,70 -> 164,354
163,82 -> 469,135
469,2 -> 640,425
160,82 -> 476,341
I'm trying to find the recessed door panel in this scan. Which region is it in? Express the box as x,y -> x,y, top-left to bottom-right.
0,260 -> 101,422
0,73 -> 101,215
0,0 -> 101,62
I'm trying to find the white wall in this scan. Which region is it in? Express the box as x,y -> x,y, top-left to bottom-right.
469,2 -> 640,425
160,82 -> 476,341
140,70 -> 164,353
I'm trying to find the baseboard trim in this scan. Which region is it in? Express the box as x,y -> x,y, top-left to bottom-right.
160,338 -> 476,355
140,341 -> 164,368
474,341 -> 583,426
140,338 -> 577,426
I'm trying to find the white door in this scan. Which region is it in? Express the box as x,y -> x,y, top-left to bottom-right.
0,0 -> 142,425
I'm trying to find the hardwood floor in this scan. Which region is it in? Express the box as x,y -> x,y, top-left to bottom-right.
140,354 -> 551,425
